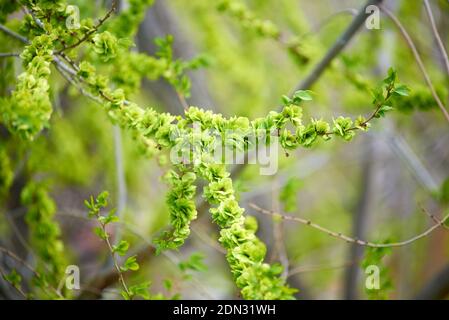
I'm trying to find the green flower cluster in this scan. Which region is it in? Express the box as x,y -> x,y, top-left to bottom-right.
198,163 -> 296,299
87,32 -> 207,97
1,34 -> 54,140
93,31 -> 119,62
154,170 -> 198,252
21,182 -> 66,295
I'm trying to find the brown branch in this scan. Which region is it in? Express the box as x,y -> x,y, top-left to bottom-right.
419,203 -> 449,231
249,203 -> 449,248
293,0 -> 384,92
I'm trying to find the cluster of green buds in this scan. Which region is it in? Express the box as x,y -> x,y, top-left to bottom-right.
154,170 -> 198,252
2,34 -> 54,140
197,162 -> 296,299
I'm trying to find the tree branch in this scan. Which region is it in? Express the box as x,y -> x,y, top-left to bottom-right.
249,203 -> 449,248
423,0 -> 449,78
293,0 -> 384,92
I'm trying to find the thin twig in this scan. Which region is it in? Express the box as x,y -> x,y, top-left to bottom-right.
423,0 -> 449,77
176,91 -> 189,112
419,203 -> 449,231
0,267 -> 28,299
0,246 -> 63,298
380,4 -> 449,123
249,203 -> 449,248
0,246 -> 39,278
288,260 -> 355,278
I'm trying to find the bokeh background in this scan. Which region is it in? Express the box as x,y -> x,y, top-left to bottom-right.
1,0 -> 449,299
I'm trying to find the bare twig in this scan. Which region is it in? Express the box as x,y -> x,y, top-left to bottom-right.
0,246 -> 63,298
419,203 -> 449,231
423,0 -> 449,77
0,246 -> 38,278
249,203 -> 449,248
288,260 -> 355,278
380,4 -> 449,123
176,91 -> 189,112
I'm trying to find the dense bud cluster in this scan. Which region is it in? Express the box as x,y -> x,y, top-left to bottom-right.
2,34 -> 54,140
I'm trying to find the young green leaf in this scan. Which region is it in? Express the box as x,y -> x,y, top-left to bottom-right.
93,227 -> 107,240
293,90 -> 313,102
112,240 -> 130,256
121,255 -> 139,272
393,84 -> 410,97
